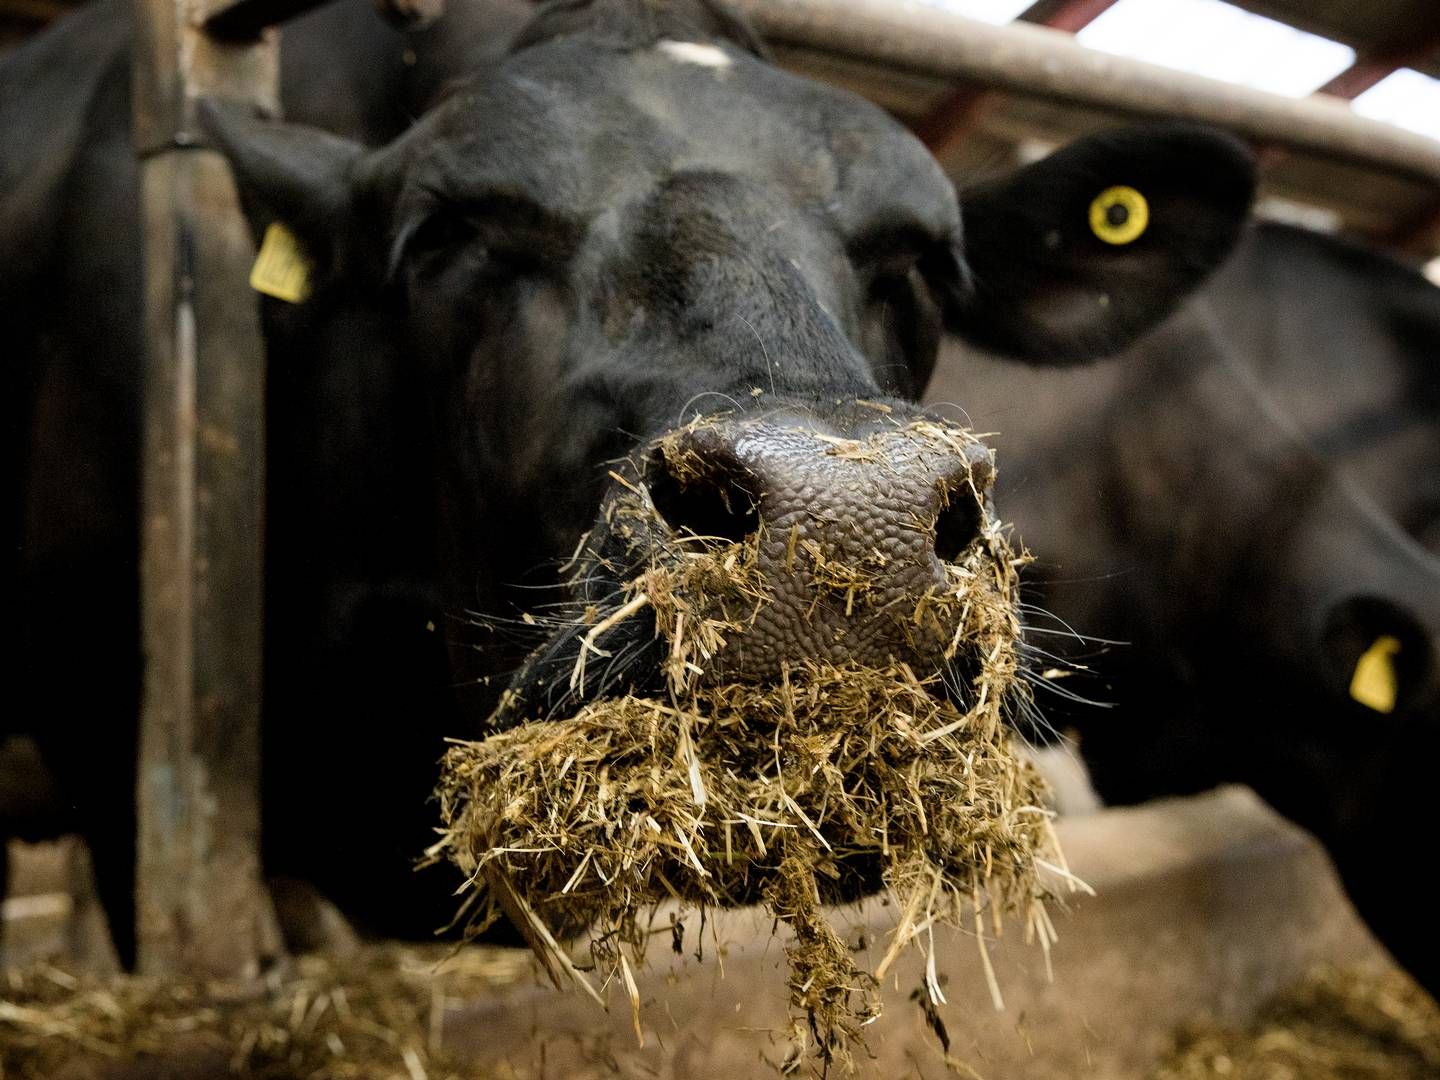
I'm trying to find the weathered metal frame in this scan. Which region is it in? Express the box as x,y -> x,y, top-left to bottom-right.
131,0 -> 440,980
912,0 -> 1120,156
732,0 -> 1440,187
130,0 -> 295,979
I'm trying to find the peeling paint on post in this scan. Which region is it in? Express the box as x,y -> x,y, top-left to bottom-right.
132,0 -> 276,978
130,0 -> 447,981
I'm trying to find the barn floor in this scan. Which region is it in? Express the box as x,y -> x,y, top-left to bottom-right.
1,786 -> 1421,1079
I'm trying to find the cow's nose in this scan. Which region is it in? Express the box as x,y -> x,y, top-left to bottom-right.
646,420 -> 991,561
644,426 -> 763,546
643,414 -> 996,678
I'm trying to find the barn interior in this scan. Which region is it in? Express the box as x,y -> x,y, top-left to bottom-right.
4,0 -> 1440,1077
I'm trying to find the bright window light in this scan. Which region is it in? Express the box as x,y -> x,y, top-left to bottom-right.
1353,69 -> 1440,144
911,0 -> 1035,25
1423,256 -> 1440,289
1077,0 -> 1355,98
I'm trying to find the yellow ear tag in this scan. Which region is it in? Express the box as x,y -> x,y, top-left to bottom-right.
1349,635 -> 1401,714
1089,186 -> 1149,245
250,222 -> 313,303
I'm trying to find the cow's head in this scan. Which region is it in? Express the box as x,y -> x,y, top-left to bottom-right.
1010,237 -> 1440,991
1196,229 -> 1440,992
205,0 -> 1253,731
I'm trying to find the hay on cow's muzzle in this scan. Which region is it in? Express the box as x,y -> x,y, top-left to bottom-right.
431,419 -> 1074,1071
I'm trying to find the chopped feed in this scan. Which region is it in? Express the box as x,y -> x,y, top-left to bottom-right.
0,944 -> 531,1080
434,418 -> 1069,1071
1153,964 -> 1440,1080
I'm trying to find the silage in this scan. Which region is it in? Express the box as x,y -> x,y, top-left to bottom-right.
0,945 -> 532,1080
1153,964 -> 1440,1080
433,419 -> 1070,1070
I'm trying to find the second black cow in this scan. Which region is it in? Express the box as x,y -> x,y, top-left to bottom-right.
932,220 -> 1440,994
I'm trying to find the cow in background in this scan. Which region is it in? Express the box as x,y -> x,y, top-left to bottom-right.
929,220 -> 1440,994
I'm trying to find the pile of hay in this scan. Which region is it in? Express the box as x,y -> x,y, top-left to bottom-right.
0,945 -> 531,1079
1153,965 -> 1440,1080
434,419 -> 1069,1070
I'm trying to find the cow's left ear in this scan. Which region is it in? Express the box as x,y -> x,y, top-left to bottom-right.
199,99 -> 371,289
946,124 -> 1256,365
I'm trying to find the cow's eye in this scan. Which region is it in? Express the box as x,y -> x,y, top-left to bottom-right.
400,201 -> 571,283
400,209 -> 488,279
861,258 -> 942,397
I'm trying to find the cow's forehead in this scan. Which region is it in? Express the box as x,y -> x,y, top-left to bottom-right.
401,35 -> 959,242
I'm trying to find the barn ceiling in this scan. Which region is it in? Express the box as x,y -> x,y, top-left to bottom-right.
6,0 -> 1440,259
780,0 -> 1440,263
1238,0 -> 1440,75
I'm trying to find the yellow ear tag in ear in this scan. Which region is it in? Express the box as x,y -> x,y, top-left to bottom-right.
250,222 -> 313,303
1089,186 -> 1149,245
1349,635 -> 1401,714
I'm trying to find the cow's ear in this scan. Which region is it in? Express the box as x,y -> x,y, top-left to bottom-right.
199,98 -> 368,283
947,124 -> 1256,365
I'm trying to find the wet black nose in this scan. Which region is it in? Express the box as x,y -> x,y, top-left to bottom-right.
644,428 -> 762,546
639,413 -> 995,678
644,417 -> 992,566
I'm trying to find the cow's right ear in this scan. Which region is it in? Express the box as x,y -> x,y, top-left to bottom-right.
199,99 -> 369,284
945,124 -> 1256,365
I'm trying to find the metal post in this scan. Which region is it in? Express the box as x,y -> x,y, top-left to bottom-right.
131,0 -> 277,978
130,0 -> 443,979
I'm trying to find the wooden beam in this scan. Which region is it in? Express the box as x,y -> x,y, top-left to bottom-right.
1317,57 -> 1405,101
910,0 -> 1118,160
1018,0 -> 1119,34
910,82 -> 992,156
1256,26 -> 1440,192
128,0 -> 442,982
131,0 -> 278,979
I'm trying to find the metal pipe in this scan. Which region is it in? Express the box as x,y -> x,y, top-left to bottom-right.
732,0 -> 1440,186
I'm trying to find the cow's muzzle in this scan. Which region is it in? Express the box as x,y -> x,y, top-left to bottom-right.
492,407 -> 1017,726
639,412 -> 997,680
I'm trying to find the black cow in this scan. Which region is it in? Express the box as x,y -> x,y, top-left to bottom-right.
929,220 -> 1440,993
4,0 -> 1256,966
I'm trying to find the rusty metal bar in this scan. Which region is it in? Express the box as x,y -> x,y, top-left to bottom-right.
1316,28 -> 1440,102
731,0 -> 1440,187
1018,0 -> 1119,33
914,0 -> 1119,156
910,81 -> 990,154
1317,56 -> 1406,102
128,0 -> 445,980
131,0 -> 280,978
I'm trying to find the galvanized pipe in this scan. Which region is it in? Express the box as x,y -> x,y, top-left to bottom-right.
731,0 -> 1440,186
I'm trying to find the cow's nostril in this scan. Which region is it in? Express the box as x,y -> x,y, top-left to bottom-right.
934,487 -> 983,563
646,448 -> 761,545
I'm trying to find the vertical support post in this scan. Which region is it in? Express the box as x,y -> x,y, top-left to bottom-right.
131,0 -> 278,977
